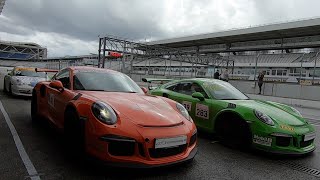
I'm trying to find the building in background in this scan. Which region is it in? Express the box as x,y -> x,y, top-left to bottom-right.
0,41 -> 47,60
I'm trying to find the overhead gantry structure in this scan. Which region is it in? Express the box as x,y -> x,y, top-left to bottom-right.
97,35 -> 234,76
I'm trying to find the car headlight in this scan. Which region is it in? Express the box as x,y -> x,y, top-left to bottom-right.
289,107 -> 302,117
91,101 -> 117,125
176,103 -> 191,121
254,110 -> 274,126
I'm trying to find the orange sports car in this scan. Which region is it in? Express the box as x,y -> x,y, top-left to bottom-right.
31,66 -> 197,167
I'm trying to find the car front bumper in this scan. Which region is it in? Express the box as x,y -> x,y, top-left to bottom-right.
85,114 -> 198,168
94,146 -> 198,168
250,123 -> 316,155
11,84 -> 34,96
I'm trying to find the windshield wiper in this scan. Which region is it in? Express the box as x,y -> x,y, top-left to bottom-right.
123,91 -> 138,93
221,98 -> 250,100
220,98 -> 241,100
82,89 -> 106,91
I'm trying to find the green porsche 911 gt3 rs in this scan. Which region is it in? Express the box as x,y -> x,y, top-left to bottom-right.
146,78 -> 316,155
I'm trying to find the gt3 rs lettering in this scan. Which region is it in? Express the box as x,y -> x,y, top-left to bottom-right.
253,135 -> 272,147
280,124 -> 294,131
195,103 -> 209,119
48,93 -> 55,107
182,101 -> 192,111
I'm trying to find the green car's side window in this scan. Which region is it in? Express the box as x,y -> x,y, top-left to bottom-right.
164,82 -> 209,99
178,82 -> 209,99
165,83 -> 181,92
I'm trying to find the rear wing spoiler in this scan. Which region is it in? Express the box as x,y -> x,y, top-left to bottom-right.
142,78 -> 173,83
35,68 -> 59,73
141,78 -> 173,90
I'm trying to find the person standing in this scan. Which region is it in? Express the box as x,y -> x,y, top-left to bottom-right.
257,71 -> 265,94
221,68 -> 229,82
214,70 -> 220,79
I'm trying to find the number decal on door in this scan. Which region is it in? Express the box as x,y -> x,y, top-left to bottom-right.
195,103 -> 209,119
182,101 -> 192,111
48,93 -> 55,107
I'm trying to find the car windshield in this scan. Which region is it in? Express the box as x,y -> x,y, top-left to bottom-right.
73,71 -> 143,93
203,81 -> 249,100
15,70 -> 47,78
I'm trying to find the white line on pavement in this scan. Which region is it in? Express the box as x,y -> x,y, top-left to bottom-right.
0,100 -> 41,180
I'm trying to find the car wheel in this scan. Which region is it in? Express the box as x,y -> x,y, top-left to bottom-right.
64,108 -> 85,157
3,78 -> 7,93
31,90 -> 39,123
216,115 -> 251,149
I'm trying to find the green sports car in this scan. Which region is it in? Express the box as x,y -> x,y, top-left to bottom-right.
146,78 -> 316,155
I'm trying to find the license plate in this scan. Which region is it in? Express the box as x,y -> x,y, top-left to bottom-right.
155,136 -> 187,149
304,132 -> 316,141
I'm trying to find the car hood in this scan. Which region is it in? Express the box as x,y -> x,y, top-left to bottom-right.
12,76 -> 46,85
227,99 -> 306,126
82,91 -> 183,127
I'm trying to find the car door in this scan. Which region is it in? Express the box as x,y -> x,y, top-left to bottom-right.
47,69 -> 76,128
163,82 -> 212,130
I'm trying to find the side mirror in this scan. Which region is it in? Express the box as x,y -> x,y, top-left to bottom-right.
192,92 -> 205,101
141,87 -> 148,94
49,80 -> 64,92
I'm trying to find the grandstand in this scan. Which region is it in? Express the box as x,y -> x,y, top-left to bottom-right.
129,18 -> 320,84
0,40 -> 47,60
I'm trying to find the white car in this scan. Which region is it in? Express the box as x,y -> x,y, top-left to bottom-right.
3,66 -> 48,96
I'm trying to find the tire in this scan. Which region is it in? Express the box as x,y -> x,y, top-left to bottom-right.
31,90 -> 39,123
3,78 -> 7,93
216,115 -> 251,149
64,108 -> 85,157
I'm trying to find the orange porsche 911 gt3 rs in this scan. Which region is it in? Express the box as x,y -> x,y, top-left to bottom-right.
31,66 -> 197,167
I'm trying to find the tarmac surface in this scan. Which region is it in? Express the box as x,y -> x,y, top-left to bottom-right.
0,78 -> 319,180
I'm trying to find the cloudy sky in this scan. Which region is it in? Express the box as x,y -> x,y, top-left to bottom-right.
1,0 -> 320,57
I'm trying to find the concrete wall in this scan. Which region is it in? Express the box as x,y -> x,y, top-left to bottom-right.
133,74 -> 320,109
229,80 -> 320,101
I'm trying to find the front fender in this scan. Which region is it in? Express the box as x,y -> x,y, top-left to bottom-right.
214,109 -> 248,123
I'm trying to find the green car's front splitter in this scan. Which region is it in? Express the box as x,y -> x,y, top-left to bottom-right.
250,126 -> 316,155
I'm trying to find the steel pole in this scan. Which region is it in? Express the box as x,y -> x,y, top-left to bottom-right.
191,63 -> 194,78
164,59 -> 166,76
98,38 -> 101,68
121,41 -> 126,73
253,53 -> 260,87
232,60 -> 234,75
300,53 -> 306,82
102,37 -> 107,68
169,57 -> 171,76
179,60 -> 182,77
313,51 -> 319,85
148,58 -> 151,75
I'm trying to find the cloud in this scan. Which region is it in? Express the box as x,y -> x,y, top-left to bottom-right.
1,0 -> 320,57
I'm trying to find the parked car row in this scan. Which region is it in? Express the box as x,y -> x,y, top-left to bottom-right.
3,66 -> 316,168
